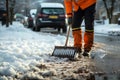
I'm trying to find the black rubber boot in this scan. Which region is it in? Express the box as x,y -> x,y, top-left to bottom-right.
82,51 -> 89,57
76,48 -> 82,58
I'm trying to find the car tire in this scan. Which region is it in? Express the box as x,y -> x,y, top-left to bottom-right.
57,28 -> 61,33
35,25 -> 41,32
35,20 -> 41,31
28,22 -> 33,28
32,27 -> 35,31
62,25 -> 67,33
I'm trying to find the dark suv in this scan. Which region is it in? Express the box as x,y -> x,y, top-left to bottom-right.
33,3 -> 67,33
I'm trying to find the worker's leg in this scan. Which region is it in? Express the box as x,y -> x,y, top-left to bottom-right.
83,4 -> 96,56
72,8 -> 84,53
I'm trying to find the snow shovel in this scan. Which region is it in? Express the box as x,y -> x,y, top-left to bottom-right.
52,25 -> 78,59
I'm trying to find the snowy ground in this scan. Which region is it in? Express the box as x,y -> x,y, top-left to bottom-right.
0,22 -> 120,80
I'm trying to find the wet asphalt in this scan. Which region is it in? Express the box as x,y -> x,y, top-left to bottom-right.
93,33 -> 120,74
95,33 -> 120,54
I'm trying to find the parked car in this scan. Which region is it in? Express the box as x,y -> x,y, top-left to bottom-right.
27,9 -> 37,28
14,13 -> 28,26
33,3 -> 67,33
14,13 -> 25,22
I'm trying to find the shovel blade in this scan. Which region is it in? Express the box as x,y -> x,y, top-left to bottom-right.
52,46 -> 78,59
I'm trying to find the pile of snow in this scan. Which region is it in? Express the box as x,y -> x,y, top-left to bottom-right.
0,22 -> 67,78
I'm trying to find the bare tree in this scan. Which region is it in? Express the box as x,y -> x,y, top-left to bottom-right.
6,0 -> 9,27
102,0 -> 116,24
9,0 -> 16,25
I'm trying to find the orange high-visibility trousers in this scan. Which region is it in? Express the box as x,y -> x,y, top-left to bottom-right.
72,4 -> 95,52
84,32 -> 94,52
64,0 -> 96,52
72,30 -> 94,52
72,30 -> 82,49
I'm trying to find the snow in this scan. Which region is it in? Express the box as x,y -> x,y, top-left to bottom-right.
40,3 -> 64,8
95,24 -> 120,35
0,21 -> 120,79
0,22 -> 66,78
30,9 -> 37,18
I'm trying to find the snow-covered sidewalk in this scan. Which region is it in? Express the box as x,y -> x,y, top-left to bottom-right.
0,22 -> 69,79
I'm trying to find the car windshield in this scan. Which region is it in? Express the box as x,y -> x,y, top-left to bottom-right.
42,8 -> 64,14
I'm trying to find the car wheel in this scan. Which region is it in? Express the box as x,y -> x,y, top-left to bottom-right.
35,20 -> 41,31
57,28 -> 61,33
35,25 -> 41,31
62,25 -> 67,33
32,27 -> 35,31
28,22 -> 34,28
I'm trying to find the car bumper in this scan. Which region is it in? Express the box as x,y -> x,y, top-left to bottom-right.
37,19 -> 66,28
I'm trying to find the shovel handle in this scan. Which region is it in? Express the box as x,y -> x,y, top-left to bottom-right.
65,25 -> 71,46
